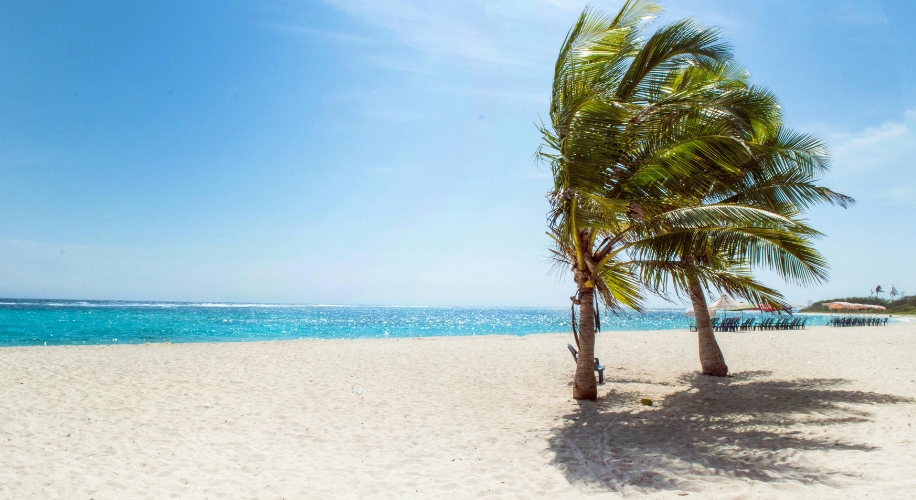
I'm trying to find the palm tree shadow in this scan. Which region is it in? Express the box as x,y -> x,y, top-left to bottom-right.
549,371 -> 913,493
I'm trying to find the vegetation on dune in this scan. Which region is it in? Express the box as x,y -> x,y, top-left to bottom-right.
800,296 -> 916,315
540,0 -> 851,398
887,297 -> 916,315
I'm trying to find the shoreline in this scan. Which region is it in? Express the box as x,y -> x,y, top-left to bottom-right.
4,316 -> 900,349
0,300 -> 864,347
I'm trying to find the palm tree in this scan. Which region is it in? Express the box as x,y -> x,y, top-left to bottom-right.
632,163 -> 852,375
620,56 -> 854,375
540,0 -> 760,399
876,285 -> 884,299
538,1 -> 812,399
542,2 -> 854,393
675,139 -> 851,376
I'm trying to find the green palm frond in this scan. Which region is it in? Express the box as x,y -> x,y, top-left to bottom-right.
629,222 -> 830,286
633,259 -> 787,307
541,3 -> 850,317
616,18 -> 731,101
594,258 -> 645,312
718,169 -> 855,211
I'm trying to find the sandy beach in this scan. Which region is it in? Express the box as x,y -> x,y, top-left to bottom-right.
1,325 -> 915,499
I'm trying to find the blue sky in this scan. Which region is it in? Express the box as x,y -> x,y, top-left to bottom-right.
0,0 -> 913,306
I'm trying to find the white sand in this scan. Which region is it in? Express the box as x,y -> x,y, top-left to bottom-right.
1,324 -> 915,499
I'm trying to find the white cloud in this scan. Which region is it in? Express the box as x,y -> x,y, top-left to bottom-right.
815,109 -> 916,205
436,84 -> 547,103
659,2 -> 740,31
886,186 -> 915,199
263,24 -> 376,45
317,0 -> 575,67
319,0 -> 506,65
831,121 -> 914,172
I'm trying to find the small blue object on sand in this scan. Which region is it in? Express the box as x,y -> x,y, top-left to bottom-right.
566,344 -> 605,384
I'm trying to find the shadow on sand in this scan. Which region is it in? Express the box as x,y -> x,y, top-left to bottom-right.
549,371 -> 913,493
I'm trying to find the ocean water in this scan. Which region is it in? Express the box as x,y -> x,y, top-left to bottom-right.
0,299 -> 864,347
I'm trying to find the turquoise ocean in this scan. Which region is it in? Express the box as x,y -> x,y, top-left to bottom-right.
0,299 -> 859,347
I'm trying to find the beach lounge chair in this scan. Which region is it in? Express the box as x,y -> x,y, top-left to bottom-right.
567,344 -> 605,384
718,318 -> 734,332
739,318 -> 755,331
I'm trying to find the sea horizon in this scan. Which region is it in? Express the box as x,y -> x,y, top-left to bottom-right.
0,297 -> 698,309
0,298 -> 876,347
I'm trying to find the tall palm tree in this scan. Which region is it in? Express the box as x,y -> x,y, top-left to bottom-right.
631,171 -> 852,375
540,0 -> 757,399
620,60 -> 854,376
691,140 -> 851,375
541,2 -> 854,397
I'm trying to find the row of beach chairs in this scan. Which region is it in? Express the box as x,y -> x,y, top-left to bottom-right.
690,317 -> 808,332
827,316 -> 888,327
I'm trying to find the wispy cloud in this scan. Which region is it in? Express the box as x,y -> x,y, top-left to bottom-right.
436,84 -> 548,103
316,0 -> 571,68
818,109 -> 916,205
886,185 -> 915,199
262,24 -> 376,45
660,2 -> 740,31
830,111 -> 916,172
357,54 -> 437,75
319,0 -> 504,64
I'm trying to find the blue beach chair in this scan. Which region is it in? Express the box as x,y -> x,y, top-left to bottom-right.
567,344 -> 605,384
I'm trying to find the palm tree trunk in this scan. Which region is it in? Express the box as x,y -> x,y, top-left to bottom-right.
573,279 -> 598,400
688,277 -> 728,377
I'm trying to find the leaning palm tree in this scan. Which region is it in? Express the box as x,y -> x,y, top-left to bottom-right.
622,60 -> 854,376
541,2 -> 854,397
686,142 -> 852,375
630,200 -> 844,376
540,0 -> 751,399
